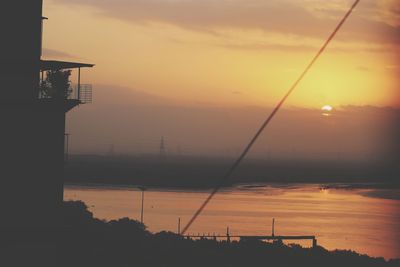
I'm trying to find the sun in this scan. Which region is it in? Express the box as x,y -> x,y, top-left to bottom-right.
321,105 -> 333,116
321,105 -> 333,112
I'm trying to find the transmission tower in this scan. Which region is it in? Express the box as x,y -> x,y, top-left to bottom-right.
159,136 -> 166,158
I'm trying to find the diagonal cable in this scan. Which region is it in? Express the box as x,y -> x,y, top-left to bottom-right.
181,0 -> 361,235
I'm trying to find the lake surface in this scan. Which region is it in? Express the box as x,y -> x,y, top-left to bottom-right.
64,183 -> 400,260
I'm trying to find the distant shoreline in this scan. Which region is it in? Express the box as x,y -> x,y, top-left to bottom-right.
64,181 -> 400,201
64,154 -> 399,190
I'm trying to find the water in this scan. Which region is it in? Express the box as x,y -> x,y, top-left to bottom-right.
64,183 -> 400,260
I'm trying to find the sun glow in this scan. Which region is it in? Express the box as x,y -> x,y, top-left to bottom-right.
321,105 -> 333,117
322,105 -> 333,112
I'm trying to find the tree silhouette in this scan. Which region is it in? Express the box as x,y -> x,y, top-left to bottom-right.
40,69 -> 72,99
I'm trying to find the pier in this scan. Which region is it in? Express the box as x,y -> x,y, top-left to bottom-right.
185,234 -> 317,248
183,219 -> 317,248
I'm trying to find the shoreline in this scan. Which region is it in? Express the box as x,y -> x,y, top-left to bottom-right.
64,181 -> 400,200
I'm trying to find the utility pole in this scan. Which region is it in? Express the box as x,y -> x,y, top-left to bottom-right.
226,226 -> 231,243
159,136 -> 166,158
138,186 -> 146,224
64,133 -> 70,163
178,217 -> 181,235
272,218 -> 275,237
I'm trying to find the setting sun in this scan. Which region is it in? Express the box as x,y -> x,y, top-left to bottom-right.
321,105 -> 333,117
322,105 -> 333,112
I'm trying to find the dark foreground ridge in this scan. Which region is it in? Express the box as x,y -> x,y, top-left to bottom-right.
5,200 -> 397,267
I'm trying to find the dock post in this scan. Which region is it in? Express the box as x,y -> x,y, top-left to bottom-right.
313,238 -> 317,248
226,227 -> 231,243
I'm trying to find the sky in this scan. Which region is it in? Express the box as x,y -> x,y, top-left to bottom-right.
41,0 -> 400,159
64,85 -> 399,161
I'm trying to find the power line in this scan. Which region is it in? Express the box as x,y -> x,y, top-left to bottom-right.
181,0 -> 361,235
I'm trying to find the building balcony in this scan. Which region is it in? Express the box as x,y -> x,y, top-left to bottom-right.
38,83 -> 92,104
38,60 -> 94,111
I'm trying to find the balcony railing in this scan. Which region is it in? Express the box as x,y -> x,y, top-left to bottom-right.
38,84 -> 92,104
76,84 -> 92,104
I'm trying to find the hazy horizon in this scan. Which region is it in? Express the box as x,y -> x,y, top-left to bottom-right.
65,84 -> 399,162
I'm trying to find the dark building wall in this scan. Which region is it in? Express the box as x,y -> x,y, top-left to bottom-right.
1,106 -> 65,228
0,0 -> 65,230
1,0 -> 43,101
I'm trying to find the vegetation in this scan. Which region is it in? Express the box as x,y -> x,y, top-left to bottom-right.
57,200 -> 399,267
40,70 -> 72,99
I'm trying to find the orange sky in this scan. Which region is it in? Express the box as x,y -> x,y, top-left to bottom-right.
42,0 -> 399,109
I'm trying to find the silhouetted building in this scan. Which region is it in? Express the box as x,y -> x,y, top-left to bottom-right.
0,0 -> 93,233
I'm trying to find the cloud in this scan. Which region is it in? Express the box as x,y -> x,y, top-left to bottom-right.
221,42 -> 317,52
219,42 -> 396,53
42,48 -> 79,59
54,0 -> 400,44
356,66 -> 370,72
385,65 -> 399,70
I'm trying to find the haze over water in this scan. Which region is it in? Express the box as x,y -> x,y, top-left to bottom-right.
64,183 -> 400,260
